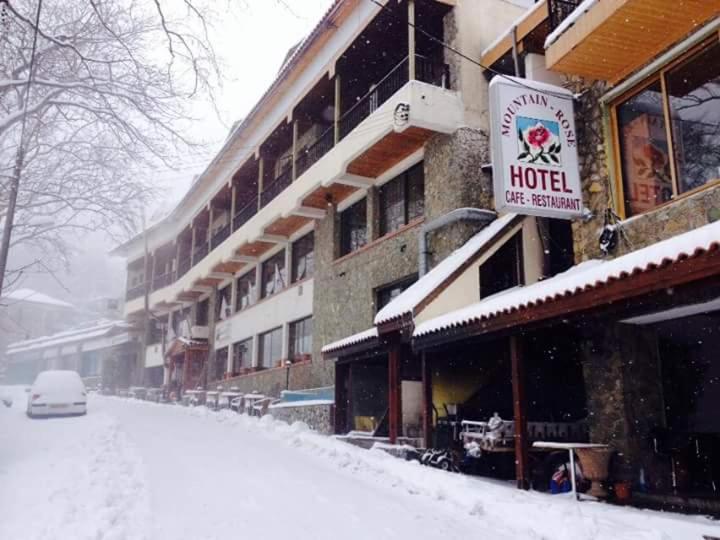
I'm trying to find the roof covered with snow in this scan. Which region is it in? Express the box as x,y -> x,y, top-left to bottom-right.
414,220 -> 720,339
544,0 -> 596,48
375,213 -> 520,326
6,319 -> 133,355
3,288 -> 74,308
321,327 -> 379,356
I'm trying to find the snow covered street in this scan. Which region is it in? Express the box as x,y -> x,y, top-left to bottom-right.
1,387 -> 719,540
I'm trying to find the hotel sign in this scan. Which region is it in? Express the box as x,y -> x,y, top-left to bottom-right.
489,76 -> 582,219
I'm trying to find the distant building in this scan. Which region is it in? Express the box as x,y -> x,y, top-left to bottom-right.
0,288 -> 81,371
4,319 -> 141,387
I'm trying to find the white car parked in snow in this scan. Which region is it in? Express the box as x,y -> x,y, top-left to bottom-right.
26,370 -> 87,418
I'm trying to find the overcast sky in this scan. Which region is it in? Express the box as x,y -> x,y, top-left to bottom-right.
12,0 -> 334,304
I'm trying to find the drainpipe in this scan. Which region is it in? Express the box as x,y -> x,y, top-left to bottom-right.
511,25 -> 521,77
418,208 -> 497,276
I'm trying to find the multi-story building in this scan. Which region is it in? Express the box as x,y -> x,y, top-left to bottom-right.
112,0 -> 535,397
320,0 -> 720,515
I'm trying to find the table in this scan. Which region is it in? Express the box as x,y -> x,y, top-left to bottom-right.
532,441 -> 609,500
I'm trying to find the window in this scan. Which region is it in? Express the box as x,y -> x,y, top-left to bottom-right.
235,270 -> 256,311
479,234 -> 523,298
261,250 -> 287,299
376,275 -> 417,312
288,317 -> 313,361
379,162 -> 424,235
340,198 -> 368,256
214,347 -> 228,381
258,327 -> 283,368
232,338 -> 253,372
614,39 -> 720,217
291,232 -> 314,282
196,299 -> 209,326
216,285 -> 232,321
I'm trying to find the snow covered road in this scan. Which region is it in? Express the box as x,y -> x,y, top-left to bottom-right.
1,388 -> 719,540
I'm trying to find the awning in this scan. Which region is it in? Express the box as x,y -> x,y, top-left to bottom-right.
321,327 -> 379,358
375,213 -> 521,328
414,220 -> 720,343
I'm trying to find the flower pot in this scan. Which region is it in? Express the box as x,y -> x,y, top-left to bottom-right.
576,447 -> 613,499
614,481 -> 632,504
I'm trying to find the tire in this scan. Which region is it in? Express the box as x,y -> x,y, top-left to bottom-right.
439,459 -> 451,471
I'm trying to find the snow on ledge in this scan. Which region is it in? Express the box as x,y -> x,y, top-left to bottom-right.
544,0 -> 597,49
321,327 -> 378,355
415,220 -> 720,338
268,399 -> 334,410
375,213 -> 518,326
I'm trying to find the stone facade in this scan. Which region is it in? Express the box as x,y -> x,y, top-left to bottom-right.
268,402 -> 334,435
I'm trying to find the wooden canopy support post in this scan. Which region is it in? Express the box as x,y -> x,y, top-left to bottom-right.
510,335 -> 530,490
422,351 -> 433,448
334,362 -> 350,435
388,341 -> 402,444
334,74 -> 341,144
408,0 -> 416,81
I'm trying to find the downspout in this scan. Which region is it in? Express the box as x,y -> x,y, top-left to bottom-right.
418,208 -> 497,276
511,25 -> 521,78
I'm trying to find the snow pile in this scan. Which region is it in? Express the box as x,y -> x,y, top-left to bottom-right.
0,389 -> 150,540
116,397 -> 718,540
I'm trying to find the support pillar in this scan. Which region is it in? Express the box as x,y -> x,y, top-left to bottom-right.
422,352 -> 433,448
388,341 -> 402,444
257,157 -> 265,210
408,0 -> 416,81
291,118 -> 299,181
334,74 -> 341,144
334,362 -> 350,435
510,335 -> 529,490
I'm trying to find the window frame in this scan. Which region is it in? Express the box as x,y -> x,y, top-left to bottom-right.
288,316 -> 313,362
378,162 -> 425,236
610,37 -> 720,219
235,270 -> 256,312
258,326 -> 283,369
478,233 -> 524,299
375,274 -> 418,313
214,346 -> 229,381
339,198 -> 368,256
260,249 -> 287,299
232,338 -> 253,373
291,232 -> 315,283
215,285 -> 232,320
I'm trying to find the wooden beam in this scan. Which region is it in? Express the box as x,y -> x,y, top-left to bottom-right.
207,272 -> 234,280
228,255 -> 258,264
422,352 -> 433,448
333,174 -> 374,189
257,234 -> 288,244
388,341 -> 402,444
287,206 -> 327,220
510,335 -> 529,490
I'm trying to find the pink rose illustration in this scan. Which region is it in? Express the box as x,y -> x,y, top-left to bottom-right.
527,124 -> 550,148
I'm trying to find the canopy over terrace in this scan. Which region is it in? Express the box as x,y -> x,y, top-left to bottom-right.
164,337 -> 209,395
411,219 -> 720,499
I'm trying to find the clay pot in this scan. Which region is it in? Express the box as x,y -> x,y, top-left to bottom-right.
576,448 -> 613,499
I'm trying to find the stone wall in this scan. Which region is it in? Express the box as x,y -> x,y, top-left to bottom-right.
567,78 -> 720,262
268,402 -> 334,435
211,361 -> 329,399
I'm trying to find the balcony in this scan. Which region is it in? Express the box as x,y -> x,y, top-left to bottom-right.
126,283 -> 145,301
545,0 -> 718,83
211,224 -> 231,250
124,58 -> 462,317
152,272 -> 173,292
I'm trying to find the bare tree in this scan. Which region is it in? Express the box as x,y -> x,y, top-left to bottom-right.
0,0 -> 223,292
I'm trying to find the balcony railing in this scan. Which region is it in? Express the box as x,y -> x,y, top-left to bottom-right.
126,283 -> 145,301
177,256 -> 191,278
192,242 -> 209,266
295,126 -> 335,179
548,0 -> 581,31
133,54 -> 452,301
152,272 -> 173,291
233,199 -> 258,231
260,167 -> 293,207
211,223 -> 231,249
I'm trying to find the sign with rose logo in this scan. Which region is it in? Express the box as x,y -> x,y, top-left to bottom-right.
489,76 -> 582,219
